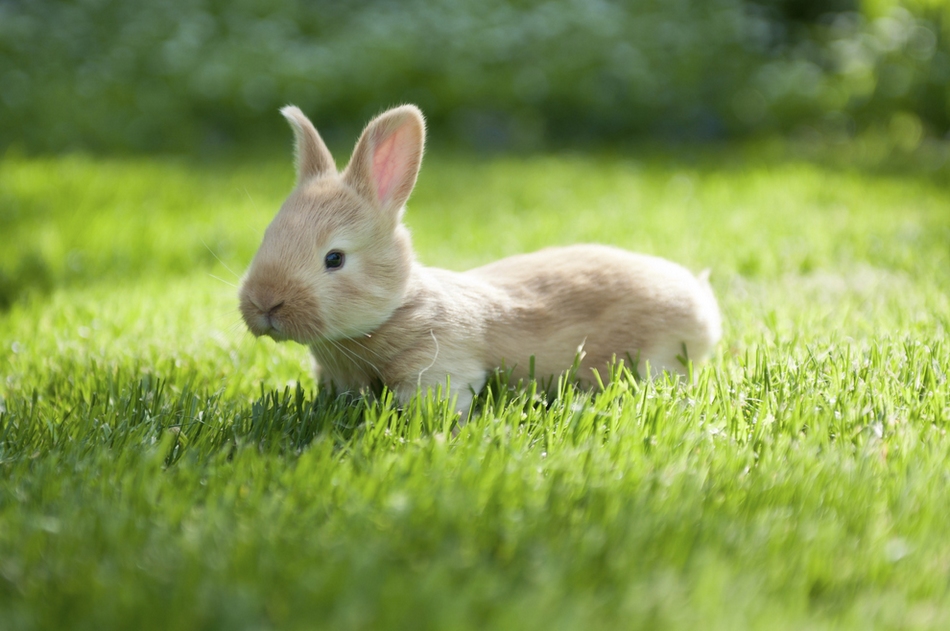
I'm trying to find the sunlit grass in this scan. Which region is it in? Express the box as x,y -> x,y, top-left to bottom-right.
1,146 -> 949,630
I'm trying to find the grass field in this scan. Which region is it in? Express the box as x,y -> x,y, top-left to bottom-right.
1,143 -> 949,630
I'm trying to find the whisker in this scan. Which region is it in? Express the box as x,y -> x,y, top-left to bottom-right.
201,238 -> 242,281
210,311 -> 240,329
313,342 -> 353,394
242,187 -> 258,211
209,273 -> 239,289
227,319 -> 248,338
322,328 -> 385,381
342,335 -> 389,366
332,338 -> 384,381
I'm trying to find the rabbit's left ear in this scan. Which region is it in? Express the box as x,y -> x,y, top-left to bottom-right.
281,106 -> 336,183
344,105 -> 426,218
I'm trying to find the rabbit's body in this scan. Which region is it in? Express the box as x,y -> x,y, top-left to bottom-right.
307,245 -> 720,411
239,105 -> 722,413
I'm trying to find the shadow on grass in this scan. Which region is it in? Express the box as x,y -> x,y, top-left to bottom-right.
0,358 -> 663,469
0,372 -> 465,467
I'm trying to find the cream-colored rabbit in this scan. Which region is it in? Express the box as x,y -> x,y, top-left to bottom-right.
239,105 -> 722,413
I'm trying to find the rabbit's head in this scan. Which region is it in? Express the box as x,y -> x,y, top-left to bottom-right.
239,105 -> 425,344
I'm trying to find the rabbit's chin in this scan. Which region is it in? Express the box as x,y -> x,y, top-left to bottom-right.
246,322 -> 303,344
263,330 -> 292,343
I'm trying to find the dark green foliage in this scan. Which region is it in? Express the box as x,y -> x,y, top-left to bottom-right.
1,0 -> 948,152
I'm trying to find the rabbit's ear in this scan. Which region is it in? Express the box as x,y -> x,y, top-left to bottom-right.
280,106 -> 336,183
344,105 -> 425,218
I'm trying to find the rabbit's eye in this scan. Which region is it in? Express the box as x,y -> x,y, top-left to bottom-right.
324,250 -> 345,270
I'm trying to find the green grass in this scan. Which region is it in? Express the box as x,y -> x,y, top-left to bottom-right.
1,144 -> 950,630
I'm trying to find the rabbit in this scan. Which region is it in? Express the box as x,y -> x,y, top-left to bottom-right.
239,104 -> 722,414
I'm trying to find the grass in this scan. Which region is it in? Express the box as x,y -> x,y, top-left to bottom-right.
1,143 -> 950,630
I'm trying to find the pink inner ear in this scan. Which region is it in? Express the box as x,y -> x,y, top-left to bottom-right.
371,128 -> 407,206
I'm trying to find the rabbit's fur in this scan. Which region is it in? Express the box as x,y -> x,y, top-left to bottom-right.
239,105 -> 722,412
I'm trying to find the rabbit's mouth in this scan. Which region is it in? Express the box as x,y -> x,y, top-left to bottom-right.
239,275 -> 325,344
261,320 -> 289,342
245,308 -> 318,344
242,308 -> 286,341
239,297 -> 300,343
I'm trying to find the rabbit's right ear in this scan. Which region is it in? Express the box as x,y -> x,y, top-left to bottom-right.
343,105 -> 425,220
280,106 -> 336,183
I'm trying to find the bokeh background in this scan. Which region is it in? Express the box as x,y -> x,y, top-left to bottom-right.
1,0 -> 948,154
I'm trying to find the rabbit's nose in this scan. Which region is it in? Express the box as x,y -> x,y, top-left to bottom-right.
264,301 -> 286,330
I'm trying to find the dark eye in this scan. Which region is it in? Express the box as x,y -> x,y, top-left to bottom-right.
324,250 -> 345,270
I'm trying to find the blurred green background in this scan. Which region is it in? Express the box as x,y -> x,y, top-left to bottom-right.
1,0 -> 948,154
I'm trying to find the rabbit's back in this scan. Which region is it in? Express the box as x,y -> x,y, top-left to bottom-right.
467,244 -> 721,382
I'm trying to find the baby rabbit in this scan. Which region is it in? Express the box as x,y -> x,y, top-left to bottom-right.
239,105 -> 722,413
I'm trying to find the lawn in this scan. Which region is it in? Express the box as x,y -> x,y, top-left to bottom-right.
1,143 -> 949,630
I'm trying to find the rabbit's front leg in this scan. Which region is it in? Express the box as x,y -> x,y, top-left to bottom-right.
393,359 -> 487,418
